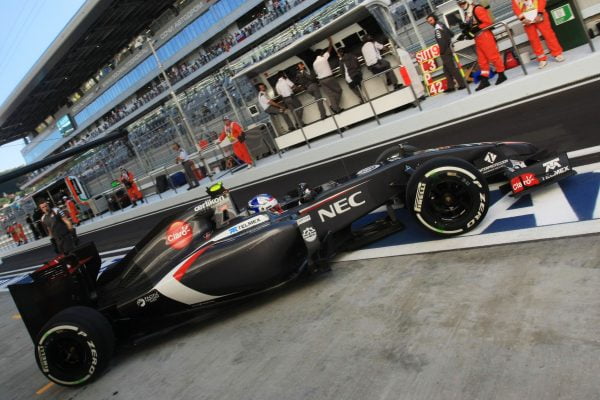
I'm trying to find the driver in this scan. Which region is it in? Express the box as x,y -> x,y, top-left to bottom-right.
247,194 -> 284,214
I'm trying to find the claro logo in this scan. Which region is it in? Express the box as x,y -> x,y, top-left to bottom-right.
166,221 -> 193,250
317,192 -> 366,222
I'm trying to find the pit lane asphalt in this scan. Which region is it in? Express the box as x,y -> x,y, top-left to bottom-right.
1,234 -> 599,400
2,78 -> 600,272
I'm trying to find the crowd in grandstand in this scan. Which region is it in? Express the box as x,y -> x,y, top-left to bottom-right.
23,0 -> 355,186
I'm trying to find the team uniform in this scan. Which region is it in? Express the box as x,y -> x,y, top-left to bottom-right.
459,0 -> 507,90
65,198 -> 80,225
432,21 -> 466,91
218,120 -> 253,166
512,0 -> 564,66
120,170 -> 143,206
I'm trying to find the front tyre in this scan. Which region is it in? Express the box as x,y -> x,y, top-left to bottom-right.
35,306 -> 114,387
406,157 -> 489,236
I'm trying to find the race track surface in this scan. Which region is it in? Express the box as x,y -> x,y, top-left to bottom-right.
2,234 -> 599,400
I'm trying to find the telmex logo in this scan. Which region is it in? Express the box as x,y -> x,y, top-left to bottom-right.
543,158 -> 561,172
317,191 -> 366,222
228,215 -> 267,234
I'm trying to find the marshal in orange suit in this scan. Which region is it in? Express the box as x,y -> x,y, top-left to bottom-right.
218,116 -> 253,168
512,0 -> 564,68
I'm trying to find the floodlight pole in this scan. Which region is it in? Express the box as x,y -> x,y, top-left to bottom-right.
146,36 -> 198,150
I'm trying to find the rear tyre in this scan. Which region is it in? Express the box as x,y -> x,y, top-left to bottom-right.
34,306 -> 114,387
406,157 -> 489,236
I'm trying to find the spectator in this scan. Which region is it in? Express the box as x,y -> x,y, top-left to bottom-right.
338,47 -> 366,103
217,116 -> 253,169
173,143 -> 200,190
426,13 -> 466,92
257,83 -> 294,133
512,0 -> 564,68
313,37 -> 343,114
457,0 -> 507,90
361,35 -> 402,91
275,71 -> 303,127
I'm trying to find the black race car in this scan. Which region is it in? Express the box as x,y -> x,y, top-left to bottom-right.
9,142 -> 575,386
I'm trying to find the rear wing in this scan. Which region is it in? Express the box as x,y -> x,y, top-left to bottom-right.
8,242 -> 102,341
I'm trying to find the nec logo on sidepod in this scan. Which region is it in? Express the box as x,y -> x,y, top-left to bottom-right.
317,191 -> 366,222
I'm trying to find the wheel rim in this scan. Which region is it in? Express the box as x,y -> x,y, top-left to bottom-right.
44,331 -> 91,378
425,174 -> 474,224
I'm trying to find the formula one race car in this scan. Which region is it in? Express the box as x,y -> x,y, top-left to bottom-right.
9,142 -> 575,386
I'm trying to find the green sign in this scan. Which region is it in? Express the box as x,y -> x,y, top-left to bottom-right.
111,180 -> 121,188
551,4 -> 575,25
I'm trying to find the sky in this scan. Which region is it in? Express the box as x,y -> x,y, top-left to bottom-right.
0,0 -> 87,173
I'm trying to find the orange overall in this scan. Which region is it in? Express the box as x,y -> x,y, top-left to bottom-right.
512,0 -> 563,60
470,5 -> 505,77
218,121 -> 253,165
65,199 -> 80,225
16,223 -> 27,243
120,171 -> 143,202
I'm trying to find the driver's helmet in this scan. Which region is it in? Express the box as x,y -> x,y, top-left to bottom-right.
247,194 -> 283,214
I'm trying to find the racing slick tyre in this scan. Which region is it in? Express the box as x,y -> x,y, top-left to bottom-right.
34,306 -> 115,386
406,157 -> 489,236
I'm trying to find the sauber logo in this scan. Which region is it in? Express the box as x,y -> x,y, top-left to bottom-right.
543,158 -> 561,172
317,191 -> 366,222
484,152 -> 497,164
414,182 -> 426,212
302,227 -> 317,242
166,221 -> 193,250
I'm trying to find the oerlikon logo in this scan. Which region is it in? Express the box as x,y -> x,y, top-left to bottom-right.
166,221 -> 193,250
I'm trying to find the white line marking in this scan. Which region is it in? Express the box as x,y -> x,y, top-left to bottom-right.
335,219 -> 600,262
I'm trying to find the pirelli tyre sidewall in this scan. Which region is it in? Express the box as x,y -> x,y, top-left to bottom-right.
34,306 -> 114,387
406,157 -> 489,236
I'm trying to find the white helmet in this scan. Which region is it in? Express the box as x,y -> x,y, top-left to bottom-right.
247,194 -> 282,214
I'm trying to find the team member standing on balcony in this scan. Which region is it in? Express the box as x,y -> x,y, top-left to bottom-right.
275,72 -> 303,128
217,116 -> 253,169
457,0 -> 507,91
295,62 -> 328,120
313,37 -> 343,114
338,47 -> 366,103
512,0 -> 564,68
257,83 -> 295,133
361,35 -> 402,91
